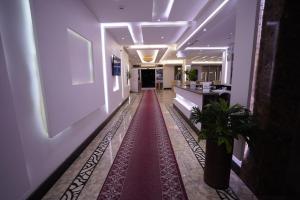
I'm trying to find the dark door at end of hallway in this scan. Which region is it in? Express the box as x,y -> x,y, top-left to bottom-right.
141,69 -> 155,88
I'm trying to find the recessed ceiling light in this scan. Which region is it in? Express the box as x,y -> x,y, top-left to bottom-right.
161,36 -> 164,39
157,19 -> 161,21
203,28 -> 207,32
121,37 -> 125,40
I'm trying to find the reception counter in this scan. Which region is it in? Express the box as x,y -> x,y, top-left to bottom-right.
173,86 -> 218,115
173,86 -> 223,130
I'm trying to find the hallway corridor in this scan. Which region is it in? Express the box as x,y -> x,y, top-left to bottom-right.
43,90 -> 256,200
1,0 -> 298,199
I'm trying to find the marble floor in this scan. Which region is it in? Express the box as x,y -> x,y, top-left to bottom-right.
42,90 -> 257,200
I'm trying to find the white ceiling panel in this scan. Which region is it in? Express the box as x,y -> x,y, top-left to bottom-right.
142,26 -> 187,44
191,12 -> 236,47
107,27 -> 134,46
83,0 -> 153,22
169,0 -> 209,21
126,47 -> 167,65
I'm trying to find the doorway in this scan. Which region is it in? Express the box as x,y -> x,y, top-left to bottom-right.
141,69 -> 155,88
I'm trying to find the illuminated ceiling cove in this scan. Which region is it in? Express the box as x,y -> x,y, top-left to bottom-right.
83,0 -> 236,65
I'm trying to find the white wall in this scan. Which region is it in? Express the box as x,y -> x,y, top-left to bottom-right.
104,32 -> 130,113
130,68 -> 139,92
231,0 -> 258,106
230,0 -> 258,161
0,0 -> 130,199
163,65 -> 175,88
121,48 -> 131,98
0,33 -> 31,200
31,0 -> 104,137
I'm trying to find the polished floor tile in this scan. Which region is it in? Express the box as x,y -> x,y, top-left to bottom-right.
43,90 -> 257,200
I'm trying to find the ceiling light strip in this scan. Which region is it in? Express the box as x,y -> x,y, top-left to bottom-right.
129,44 -> 169,49
128,24 -> 139,43
164,0 -> 175,19
177,0 -> 230,50
191,61 -> 223,64
140,21 -> 189,27
162,60 -> 184,64
152,50 -> 159,63
102,23 -> 139,44
100,24 -> 109,113
159,47 -> 170,62
185,46 -> 228,50
136,50 -> 145,63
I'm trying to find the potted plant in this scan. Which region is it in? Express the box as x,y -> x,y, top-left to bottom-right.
185,69 -> 197,89
190,99 -> 256,189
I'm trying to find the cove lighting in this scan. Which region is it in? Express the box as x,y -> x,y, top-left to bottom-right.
185,46 -> 228,50
101,23 -> 138,44
22,0 -> 48,136
191,61 -> 223,64
152,50 -> 159,63
128,24 -> 139,44
140,21 -> 189,27
224,49 -> 229,84
100,24 -> 109,113
129,44 -> 168,49
164,0 -> 175,19
136,50 -> 159,63
101,22 -> 141,113
159,44 -> 176,63
136,50 -> 144,63
161,60 -> 184,64
175,94 -> 197,111
177,0 -> 230,50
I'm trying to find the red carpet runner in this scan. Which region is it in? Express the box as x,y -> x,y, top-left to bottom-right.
98,90 -> 188,200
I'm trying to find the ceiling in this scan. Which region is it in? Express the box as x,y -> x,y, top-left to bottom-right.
83,0 -> 237,65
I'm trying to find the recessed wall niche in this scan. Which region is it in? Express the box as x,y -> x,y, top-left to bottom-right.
67,28 -> 94,85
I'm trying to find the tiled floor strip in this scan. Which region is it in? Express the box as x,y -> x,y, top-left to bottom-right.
59,96 -> 137,200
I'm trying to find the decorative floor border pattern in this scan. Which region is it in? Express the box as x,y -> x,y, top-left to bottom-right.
167,105 -> 239,200
97,104 -> 141,199
59,95 -> 137,200
154,95 -> 188,199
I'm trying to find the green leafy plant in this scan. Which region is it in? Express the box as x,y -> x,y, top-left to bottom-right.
185,69 -> 197,81
190,99 -> 257,153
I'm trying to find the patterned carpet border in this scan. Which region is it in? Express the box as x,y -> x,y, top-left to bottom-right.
167,105 -> 239,200
98,91 -> 188,200
59,95 -> 137,200
97,94 -> 144,199
154,93 -> 188,200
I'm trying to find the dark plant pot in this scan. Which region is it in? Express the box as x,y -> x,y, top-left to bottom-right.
204,139 -> 233,189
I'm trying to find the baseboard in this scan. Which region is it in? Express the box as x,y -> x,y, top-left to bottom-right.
231,159 -> 241,176
27,97 -> 129,200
